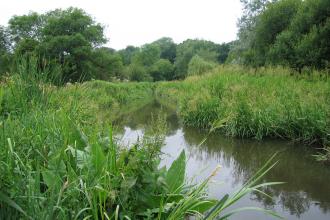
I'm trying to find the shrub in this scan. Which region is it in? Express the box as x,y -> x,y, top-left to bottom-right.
187,55 -> 217,76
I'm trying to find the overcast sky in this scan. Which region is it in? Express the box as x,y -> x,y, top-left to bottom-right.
0,0 -> 242,50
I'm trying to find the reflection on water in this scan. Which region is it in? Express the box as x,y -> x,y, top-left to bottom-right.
114,101 -> 330,220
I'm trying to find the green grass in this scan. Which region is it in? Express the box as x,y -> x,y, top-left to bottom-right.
0,59 -> 282,219
156,65 -> 330,148
52,80 -> 155,125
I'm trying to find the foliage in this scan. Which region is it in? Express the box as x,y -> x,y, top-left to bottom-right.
0,59 -> 282,219
150,59 -> 174,81
118,46 -> 139,65
229,0 -> 272,64
0,26 -> 11,74
127,40 -> 176,81
1,2 -> 330,82
124,38 -> 232,81
151,37 -> 177,63
40,8 -> 106,81
233,0 -> 330,70
254,0 -> 301,66
271,0 -> 330,70
187,55 -> 217,76
156,65 -> 330,147
174,39 -> 221,79
132,44 -> 160,67
0,26 -> 10,53
217,42 -> 233,64
91,47 -> 124,80
8,12 -> 43,43
128,63 -> 153,82
6,8 -> 111,82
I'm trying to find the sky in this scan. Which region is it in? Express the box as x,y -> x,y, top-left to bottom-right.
0,0 -> 242,50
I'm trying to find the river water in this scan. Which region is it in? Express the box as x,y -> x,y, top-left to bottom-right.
114,101 -> 330,220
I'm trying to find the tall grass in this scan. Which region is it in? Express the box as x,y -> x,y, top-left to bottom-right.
156,65 -> 330,148
0,59 -> 282,219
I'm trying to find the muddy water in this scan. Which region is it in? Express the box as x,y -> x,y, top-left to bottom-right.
114,101 -> 330,220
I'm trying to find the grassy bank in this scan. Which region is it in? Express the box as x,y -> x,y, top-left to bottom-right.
156,66 -> 330,147
53,80 -> 155,124
0,61 -> 281,219
0,65 -> 159,218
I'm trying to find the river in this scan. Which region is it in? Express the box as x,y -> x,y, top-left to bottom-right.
114,101 -> 330,220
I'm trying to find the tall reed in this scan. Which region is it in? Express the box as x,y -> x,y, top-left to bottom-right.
156,65 -> 330,148
0,59 -> 282,219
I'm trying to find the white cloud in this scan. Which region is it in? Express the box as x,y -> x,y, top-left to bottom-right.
0,0 -> 242,49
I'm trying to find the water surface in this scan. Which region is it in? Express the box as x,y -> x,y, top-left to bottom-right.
114,101 -> 330,220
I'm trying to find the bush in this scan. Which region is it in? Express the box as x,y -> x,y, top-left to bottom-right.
150,59 -> 174,81
128,63 -> 153,82
187,55 -> 217,76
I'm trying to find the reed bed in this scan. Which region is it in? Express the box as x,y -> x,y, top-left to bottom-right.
0,60 -> 281,219
156,65 -> 330,147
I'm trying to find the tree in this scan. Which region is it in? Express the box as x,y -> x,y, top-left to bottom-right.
229,0 -> 274,65
8,12 -> 44,44
0,26 -> 11,74
40,8 -> 106,81
187,55 -> 216,76
238,0 -> 271,46
294,19 -> 330,69
232,0 -> 330,70
253,0 -> 301,66
217,42 -> 233,64
128,63 -> 152,82
152,37 -> 177,63
0,26 -> 10,53
174,39 -> 220,79
132,44 -> 160,67
118,46 -> 139,65
91,47 -> 124,80
125,43 -> 161,81
270,0 -> 330,70
150,59 -> 174,81
8,8 -> 107,82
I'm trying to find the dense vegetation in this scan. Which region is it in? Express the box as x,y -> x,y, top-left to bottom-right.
0,0 -> 329,218
0,8 -> 232,82
0,59 -> 282,219
156,66 -> 330,148
1,0 -> 329,82
229,0 -> 330,70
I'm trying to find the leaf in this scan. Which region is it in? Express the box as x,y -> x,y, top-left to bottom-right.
90,142 -> 106,175
68,146 -> 89,169
218,207 -> 284,220
203,194 -> 229,219
121,177 -> 137,189
42,170 -> 62,190
0,191 -> 31,219
166,150 -> 186,193
190,200 -> 217,214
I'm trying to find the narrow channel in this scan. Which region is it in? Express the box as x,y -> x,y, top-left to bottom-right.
114,100 -> 330,220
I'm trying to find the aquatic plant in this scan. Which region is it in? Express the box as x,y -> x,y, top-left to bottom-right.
156,65 -> 330,148
0,58 -> 283,219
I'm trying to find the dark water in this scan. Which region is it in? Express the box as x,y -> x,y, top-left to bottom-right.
114,101 -> 330,220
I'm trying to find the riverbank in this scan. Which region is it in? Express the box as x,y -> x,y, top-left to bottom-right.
0,75 -> 161,218
7,69 -> 277,219
114,100 -> 330,220
53,80 -> 155,125
1,63 -> 329,218
155,66 -> 330,148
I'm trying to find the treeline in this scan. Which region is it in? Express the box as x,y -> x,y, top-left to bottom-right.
0,7 -> 231,82
229,0 -> 330,71
118,38 -> 232,81
0,0 -> 329,83
0,8 -> 119,82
